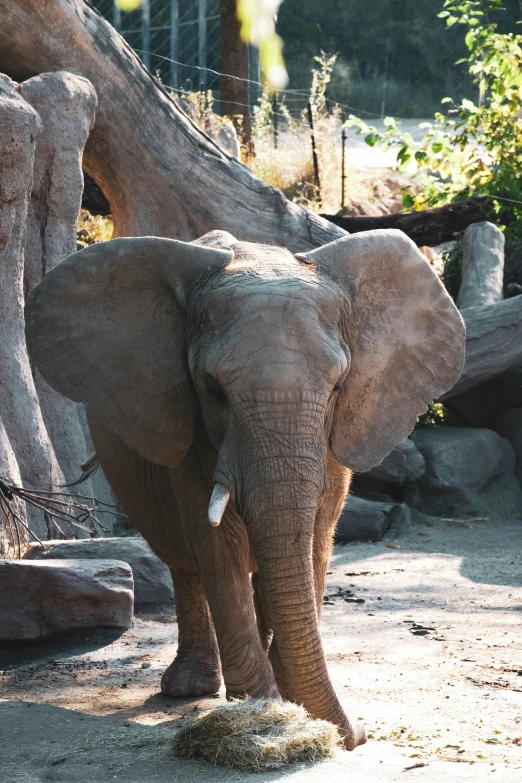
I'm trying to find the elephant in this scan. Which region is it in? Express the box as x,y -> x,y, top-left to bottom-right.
24,228 -> 465,749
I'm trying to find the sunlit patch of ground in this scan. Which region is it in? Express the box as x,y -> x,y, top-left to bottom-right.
1,518 -> 521,775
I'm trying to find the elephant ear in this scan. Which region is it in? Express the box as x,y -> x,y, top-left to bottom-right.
25,237 -> 233,467
296,230 -> 465,472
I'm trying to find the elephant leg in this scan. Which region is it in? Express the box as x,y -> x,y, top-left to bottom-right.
170,442 -> 278,700
87,414 -> 222,696
161,567 -> 222,697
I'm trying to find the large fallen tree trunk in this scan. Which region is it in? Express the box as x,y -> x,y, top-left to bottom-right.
442,294 -> 522,399
0,0 -> 345,251
321,197 -> 498,247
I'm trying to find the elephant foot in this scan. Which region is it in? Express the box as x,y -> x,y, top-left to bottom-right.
341,720 -> 368,751
225,665 -> 279,701
161,653 -> 222,698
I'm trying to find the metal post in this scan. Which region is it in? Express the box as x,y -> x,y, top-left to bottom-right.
198,0 -> 207,91
170,0 -> 179,90
307,101 -> 321,205
249,45 -> 261,107
341,112 -> 346,211
141,0 -> 150,70
112,0 -> 121,32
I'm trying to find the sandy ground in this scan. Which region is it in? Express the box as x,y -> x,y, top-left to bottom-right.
1,517 -> 521,781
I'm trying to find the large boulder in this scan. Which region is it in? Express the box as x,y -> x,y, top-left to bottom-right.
23,537 -> 174,606
406,427 -> 522,520
367,439 -> 425,485
0,559 -> 133,640
336,496 -> 410,542
495,407 -> 522,486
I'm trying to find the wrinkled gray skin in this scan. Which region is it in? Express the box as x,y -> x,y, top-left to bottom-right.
25,229 -> 465,749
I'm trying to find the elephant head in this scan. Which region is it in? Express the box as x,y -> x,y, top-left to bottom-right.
25,228 -> 465,736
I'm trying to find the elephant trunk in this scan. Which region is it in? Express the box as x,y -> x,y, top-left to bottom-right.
224,394 -> 365,749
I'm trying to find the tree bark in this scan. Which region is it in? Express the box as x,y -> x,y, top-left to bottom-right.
457,221 -> 505,310
220,0 -> 251,143
442,294 -> 522,399
0,0 -> 344,251
322,197 -> 498,247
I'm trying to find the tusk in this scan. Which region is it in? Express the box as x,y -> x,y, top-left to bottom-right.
208,483 -> 230,527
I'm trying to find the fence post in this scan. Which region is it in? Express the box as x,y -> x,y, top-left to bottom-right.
141,0 -> 150,70
307,101 -> 321,205
198,0 -> 207,91
170,0 -> 179,90
341,112 -> 346,211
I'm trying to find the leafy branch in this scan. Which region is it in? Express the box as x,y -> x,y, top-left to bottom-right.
346,0 -> 522,233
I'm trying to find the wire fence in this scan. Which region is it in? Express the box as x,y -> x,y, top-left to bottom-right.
90,0 -> 402,121
92,0 -> 222,92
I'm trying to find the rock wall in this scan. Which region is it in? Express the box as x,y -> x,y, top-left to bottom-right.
0,71 -> 117,552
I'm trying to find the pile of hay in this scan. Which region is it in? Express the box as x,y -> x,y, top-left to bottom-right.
172,698 -> 340,772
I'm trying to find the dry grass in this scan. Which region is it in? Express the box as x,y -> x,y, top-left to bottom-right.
172,698 -> 340,772
77,209 -> 113,245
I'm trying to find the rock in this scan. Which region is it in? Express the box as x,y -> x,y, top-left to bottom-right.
367,439 -> 425,485
336,496 -> 410,542
0,559 -> 133,639
495,407 -> 522,486
0,74 -> 67,539
23,537 -> 173,606
0,417 -> 29,555
457,221 -> 505,310
406,427 -> 522,520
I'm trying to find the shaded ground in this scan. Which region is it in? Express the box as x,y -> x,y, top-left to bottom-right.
1,518 -> 521,781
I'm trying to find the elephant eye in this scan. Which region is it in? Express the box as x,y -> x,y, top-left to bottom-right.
333,381 -> 343,393
205,374 -> 228,407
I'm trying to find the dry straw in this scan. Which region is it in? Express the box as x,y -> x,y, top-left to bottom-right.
172,698 -> 340,772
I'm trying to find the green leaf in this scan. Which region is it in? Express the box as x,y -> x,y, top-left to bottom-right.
461,98 -> 477,112
365,133 -> 381,147
402,193 -> 415,209
397,145 -> 412,166
432,141 -> 444,153
384,116 -> 397,128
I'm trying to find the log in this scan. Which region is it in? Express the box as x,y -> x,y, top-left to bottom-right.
336,496 -> 394,542
457,221 -> 505,310
0,0 -> 346,251
442,294 -> 522,399
321,197 -> 498,247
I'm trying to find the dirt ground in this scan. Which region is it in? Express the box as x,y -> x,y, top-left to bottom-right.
1,517 -> 521,781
